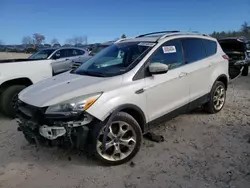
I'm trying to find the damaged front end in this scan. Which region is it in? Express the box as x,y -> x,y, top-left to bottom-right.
16,100 -> 94,150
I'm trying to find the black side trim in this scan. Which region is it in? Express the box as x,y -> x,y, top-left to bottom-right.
147,93 -> 209,130
148,104 -> 188,129
187,94 -> 209,112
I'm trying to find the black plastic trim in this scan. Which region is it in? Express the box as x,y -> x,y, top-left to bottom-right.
147,93 -> 209,130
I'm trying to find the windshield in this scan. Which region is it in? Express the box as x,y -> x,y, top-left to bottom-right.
90,45 -> 109,55
28,49 -> 56,60
74,42 -> 153,77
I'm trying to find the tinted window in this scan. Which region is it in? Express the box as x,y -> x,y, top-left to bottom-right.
28,49 -> 56,59
76,49 -> 85,55
53,49 -> 68,59
202,39 -> 217,56
182,38 -> 206,63
149,39 -> 184,69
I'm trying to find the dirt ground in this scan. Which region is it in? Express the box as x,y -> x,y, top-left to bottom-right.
0,75 -> 250,188
0,52 -> 31,60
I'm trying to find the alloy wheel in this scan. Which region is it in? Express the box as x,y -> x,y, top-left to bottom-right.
213,85 -> 225,111
96,121 -> 137,162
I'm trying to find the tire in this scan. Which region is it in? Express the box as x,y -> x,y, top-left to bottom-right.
87,112 -> 142,165
0,85 -> 26,118
204,81 -> 226,114
242,65 -> 249,76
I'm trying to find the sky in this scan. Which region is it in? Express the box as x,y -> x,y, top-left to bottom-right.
0,0 -> 250,45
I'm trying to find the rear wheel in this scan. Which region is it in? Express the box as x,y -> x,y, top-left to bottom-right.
242,65 -> 249,76
88,112 -> 142,165
204,81 -> 226,114
0,85 -> 26,118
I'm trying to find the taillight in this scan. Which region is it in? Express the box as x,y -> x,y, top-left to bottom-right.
222,55 -> 229,60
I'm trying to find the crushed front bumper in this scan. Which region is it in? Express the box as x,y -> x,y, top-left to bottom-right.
16,101 -> 93,149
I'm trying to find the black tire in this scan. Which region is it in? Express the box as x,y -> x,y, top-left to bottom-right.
0,85 -> 26,118
87,112 -> 142,165
204,81 -> 226,114
242,65 -> 249,76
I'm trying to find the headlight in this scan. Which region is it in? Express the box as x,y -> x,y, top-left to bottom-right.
45,93 -> 102,115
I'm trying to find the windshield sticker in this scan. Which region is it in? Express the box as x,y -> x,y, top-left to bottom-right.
162,46 -> 176,53
138,42 -> 156,47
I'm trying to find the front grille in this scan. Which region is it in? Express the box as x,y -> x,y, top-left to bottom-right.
17,100 -> 46,122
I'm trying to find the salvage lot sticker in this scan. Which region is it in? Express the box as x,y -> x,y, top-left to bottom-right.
162,46 -> 176,53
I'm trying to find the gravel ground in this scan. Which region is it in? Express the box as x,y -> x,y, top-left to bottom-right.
0,52 -> 31,60
0,75 -> 250,188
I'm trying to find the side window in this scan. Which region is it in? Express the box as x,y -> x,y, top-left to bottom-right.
76,49 -> 85,55
149,39 -> 184,69
202,39 -> 217,56
182,38 -> 206,63
59,49 -> 68,58
53,50 -> 61,59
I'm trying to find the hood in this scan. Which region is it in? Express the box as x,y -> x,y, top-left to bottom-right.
19,72 -> 123,107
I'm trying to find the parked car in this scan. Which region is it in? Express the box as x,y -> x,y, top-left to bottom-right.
53,43 -> 61,48
16,31 -> 229,165
218,37 -> 250,79
89,41 -> 113,56
0,47 -> 90,117
71,41 -> 113,70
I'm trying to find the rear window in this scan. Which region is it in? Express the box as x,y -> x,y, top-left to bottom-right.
202,39 -> 217,56
182,38 -> 206,63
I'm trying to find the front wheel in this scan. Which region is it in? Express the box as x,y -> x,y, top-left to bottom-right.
88,112 -> 142,165
0,85 -> 26,118
204,81 -> 226,114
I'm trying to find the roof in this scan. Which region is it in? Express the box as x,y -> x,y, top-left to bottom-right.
41,47 -> 86,51
116,31 -> 212,43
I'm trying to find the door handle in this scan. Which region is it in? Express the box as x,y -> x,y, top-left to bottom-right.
179,72 -> 188,78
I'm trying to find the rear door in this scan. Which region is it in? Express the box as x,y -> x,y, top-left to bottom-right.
181,38 -> 212,107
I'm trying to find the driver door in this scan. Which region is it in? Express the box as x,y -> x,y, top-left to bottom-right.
51,49 -> 72,74
145,39 -> 191,126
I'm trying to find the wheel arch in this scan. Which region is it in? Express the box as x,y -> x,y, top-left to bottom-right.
0,77 -> 33,95
104,104 -> 147,133
215,74 -> 228,90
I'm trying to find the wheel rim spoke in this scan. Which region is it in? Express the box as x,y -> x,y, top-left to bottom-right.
120,137 -> 136,148
213,85 -> 225,110
96,121 -> 137,162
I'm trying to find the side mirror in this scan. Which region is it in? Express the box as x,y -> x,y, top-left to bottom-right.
149,63 -> 169,74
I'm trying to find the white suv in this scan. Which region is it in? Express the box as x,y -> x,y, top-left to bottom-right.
16,31 -> 229,165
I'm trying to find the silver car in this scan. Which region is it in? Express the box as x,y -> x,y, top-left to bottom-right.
28,47 -> 90,74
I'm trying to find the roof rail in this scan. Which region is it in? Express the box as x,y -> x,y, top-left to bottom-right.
136,31 -> 180,38
114,37 -> 135,43
158,32 -> 210,41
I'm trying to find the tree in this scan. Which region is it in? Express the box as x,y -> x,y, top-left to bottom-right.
22,36 -> 33,45
121,34 -> 126,39
241,21 -> 250,34
51,38 -> 59,45
33,33 -> 45,46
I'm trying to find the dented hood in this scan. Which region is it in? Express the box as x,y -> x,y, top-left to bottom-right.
19,72 -> 123,107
